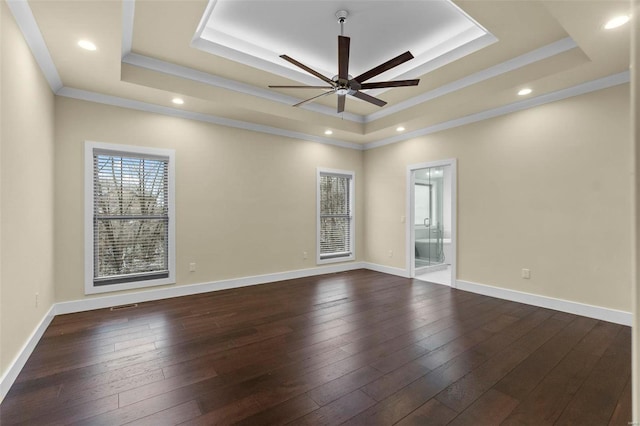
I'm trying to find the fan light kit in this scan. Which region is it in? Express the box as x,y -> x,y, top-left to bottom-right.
269,10 -> 420,113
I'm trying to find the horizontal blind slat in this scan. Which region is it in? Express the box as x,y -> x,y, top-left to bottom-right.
319,173 -> 352,257
94,153 -> 169,282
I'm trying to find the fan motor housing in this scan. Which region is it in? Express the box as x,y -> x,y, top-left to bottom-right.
267,7 -> 418,113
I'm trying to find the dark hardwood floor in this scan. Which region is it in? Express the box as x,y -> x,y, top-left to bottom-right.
0,270 -> 631,425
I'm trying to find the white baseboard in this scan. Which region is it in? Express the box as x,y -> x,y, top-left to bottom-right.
456,279 -> 632,326
362,262 -> 410,278
1,262 -> 367,404
55,262 -> 366,315
0,305 -> 56,402
2,266 -> 631,405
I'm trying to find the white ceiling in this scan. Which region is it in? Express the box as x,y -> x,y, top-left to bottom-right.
195,0 -> 494,88
9,0 -> 633,148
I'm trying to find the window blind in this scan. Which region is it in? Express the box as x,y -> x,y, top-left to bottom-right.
319,173 -> 352,259
93,152 -> 169,285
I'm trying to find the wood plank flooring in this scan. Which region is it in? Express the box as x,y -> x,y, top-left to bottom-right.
0,270 -> 631,425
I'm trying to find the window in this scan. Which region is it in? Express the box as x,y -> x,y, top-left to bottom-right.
317,168 -> 355,263
85,141 -> 175,294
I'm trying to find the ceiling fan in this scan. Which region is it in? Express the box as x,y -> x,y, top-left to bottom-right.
268,10 -> 420,113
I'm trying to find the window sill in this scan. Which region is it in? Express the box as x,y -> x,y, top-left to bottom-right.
317,255 -> 355,265
85,276 -> 175,295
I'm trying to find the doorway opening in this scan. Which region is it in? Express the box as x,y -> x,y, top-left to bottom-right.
407,159 -> 456,286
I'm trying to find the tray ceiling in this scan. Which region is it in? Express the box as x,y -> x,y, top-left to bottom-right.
193,0 -> 495,87
13,0 -> 632,147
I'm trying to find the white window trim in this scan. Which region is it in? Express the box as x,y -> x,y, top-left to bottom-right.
84,141 -> 176,295
317,167 -> 355,265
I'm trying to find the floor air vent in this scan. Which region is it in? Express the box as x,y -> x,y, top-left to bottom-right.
110,303 -> 139,311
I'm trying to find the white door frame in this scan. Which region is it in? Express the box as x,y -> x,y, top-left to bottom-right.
406,159 -> 457,287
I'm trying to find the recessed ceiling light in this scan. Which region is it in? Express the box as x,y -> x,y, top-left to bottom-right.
324,130 -> 333,135
172,98 -> 184,105
77,40 -> 97,51
604,15 -> 630,30
396,126 -> 405,132
518,88 -> 532,96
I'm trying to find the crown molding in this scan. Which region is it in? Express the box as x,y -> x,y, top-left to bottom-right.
121,0 -> 576,126
5,0 -> 63,92
365,36 -> 578,123
122,34 -> 576,127
120,1 -> 579,126
56,87 -> 363,150
189,0 -> 497,94
121,0 -> 135,57
7,0 -> 631,153
364,70 -> 631,150
122,53 -> 365,124
56,70 -> 629,154
120,1 -> 364,124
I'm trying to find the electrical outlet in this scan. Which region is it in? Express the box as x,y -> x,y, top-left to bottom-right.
521,268 -> 531,279
189,262 -> 196,272
388,250 -> 393,258
303,251 -> 308,260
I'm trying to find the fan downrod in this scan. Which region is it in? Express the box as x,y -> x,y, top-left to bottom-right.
336,10 -> 348,35
268,7 -> 419,113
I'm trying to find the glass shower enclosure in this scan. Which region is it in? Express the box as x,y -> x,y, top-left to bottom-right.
414,166 -> 445,269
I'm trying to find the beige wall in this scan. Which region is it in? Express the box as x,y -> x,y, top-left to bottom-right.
54,97 -> 364,302
365,84 -> 632,312
631,0 -> 638,420
1,0 -> 634,401
55,84 -> 632,311
0,3 -> 56,376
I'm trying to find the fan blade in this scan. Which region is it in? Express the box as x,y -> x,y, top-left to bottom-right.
293,90 -> 334,107
351,90 -> 387,107
280,55 -> 334,85
359,79 -> 420,89
353,51 -> 414,83
269,85 -> 334,89
338,36 -> 350,81
337,94 -> 346,113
